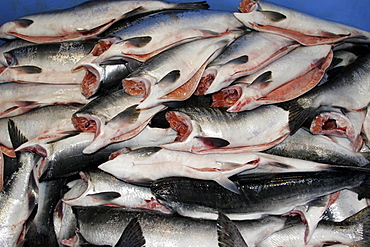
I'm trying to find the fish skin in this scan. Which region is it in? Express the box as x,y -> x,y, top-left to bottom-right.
122,33 -> 238,109
161,105 -> 290,154
18,126 -> 176,181
257,206 -> 370,247
90,9 -> 245,64
264,128 -> 370,167
0,121 -> 41,246
74,206 -> 286,247
236,0 -> 370,45
199,31 -> 299,95
0,41 -> 96,84
151,167 -> 370,221
0,104 -> 80,157
0,0 -> 210,43
0,82 -> 90,119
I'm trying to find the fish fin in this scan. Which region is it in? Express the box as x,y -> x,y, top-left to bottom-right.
278,99 -> 316,135
251,71 -> 272,87
119,6 -> 145,19
8,119 -> 28,150
86,191 -> 121,201
217,212 -> 248,247
225,55 -> 249,65
174,1 -> 210,10
112,104 -> 141,124
214,174 -> 241,194
125,36 -> 152,48
258,10 -> 287,22
115,217 -> 146,247
340,206 -> 370,247
45,131 -> 81,144
13,18 -> 34,28
266,162 -> 292,169
306,196 -> 329,207
196,136 -> 230,148
157,70 -> 181,85
12,65 -> 42,74
216,161 -> 248,169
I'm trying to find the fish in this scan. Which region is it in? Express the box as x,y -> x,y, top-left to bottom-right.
87,9 -> 245,64
0,104 -> 80,157
0,0 -> 210,43
74,206 -> 287,247
53,202 -> 79,246
264,128 -> 370,167
63,169 -> 170,215
122,33 -> 238,109
161,105 -> 290,154
280,52 -> 370,134
236,0 -> 370,45
0,120 -> 41,246
17,126 -> 176,181
151,165 -> 370,221
99,146 -> 339,193
0,82 -> 90,119
257,206 -> 370,247
0,41 -> 97,84
71,89 -> 167,154
196,31 -> 299,95
211,45 -> 333,112
79,58 -> 142,98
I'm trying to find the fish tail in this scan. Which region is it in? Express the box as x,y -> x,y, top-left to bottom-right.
174,1 -> 210,10
341,206 -> 370,247
217,212 -> 248,247
115,217 -> 146,247
277,99 -> 316,135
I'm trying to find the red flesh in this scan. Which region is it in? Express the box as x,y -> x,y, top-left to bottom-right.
71,115 -> 97,133
211,88 -> 240,107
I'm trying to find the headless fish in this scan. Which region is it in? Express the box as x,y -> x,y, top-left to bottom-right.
0,41 -> 96,84
0,82 -> 90,119
87,9 -> 245,64
122,33 -> 238,109
236,0 -> 370,45
99,147 -> 336,194
74,206 -> 286,247
151,166 -> 370,221
211,45 -> 333,112
197,31 -> 299,95
0,0 -> 209,43
161,105 -> 290,154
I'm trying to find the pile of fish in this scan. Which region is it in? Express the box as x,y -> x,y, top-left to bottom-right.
0,0 -> 370,246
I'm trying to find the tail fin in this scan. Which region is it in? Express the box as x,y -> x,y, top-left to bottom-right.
341,206 -> 370,247
217,212 -> 248,247
115,217 -> 145,247
278,99 -> 316,135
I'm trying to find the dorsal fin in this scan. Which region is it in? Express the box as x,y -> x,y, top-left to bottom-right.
115,217 -> 146,247
8,119 -> 28,150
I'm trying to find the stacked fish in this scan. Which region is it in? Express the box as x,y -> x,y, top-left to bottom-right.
0,0 -> 369,246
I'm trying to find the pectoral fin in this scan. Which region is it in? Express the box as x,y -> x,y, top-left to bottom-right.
125,36 -> 152,48
258,10 -> 287,22
214,174 -> 240,194
225,55 -> 249,65
251,71 -> 272,87
157,70 -> 181,85
86,191 -> 121,201
12,65 -> 42,74
196,136 -> 230,148
14,19 -> 34,28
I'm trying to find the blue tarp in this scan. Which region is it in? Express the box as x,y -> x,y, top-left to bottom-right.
0,0 -> 369,32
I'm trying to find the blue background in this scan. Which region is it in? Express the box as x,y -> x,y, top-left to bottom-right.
0,0 -> 369,33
